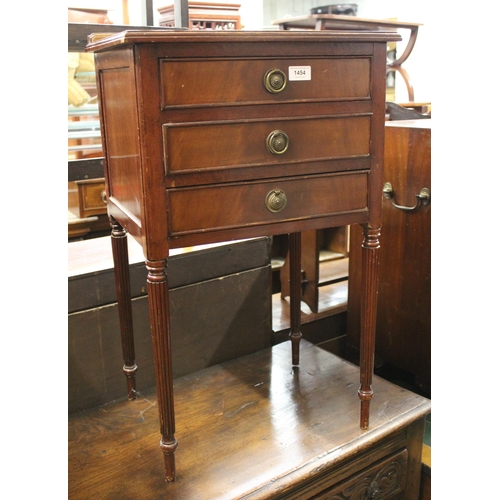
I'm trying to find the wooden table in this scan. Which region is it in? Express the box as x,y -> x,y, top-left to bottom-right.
87,29 -> 401,483
273,14 -> 422,102
69,340 -> 431,499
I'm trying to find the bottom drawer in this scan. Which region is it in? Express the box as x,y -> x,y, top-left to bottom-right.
167,172 -> 368,237
314,449 -> 408,500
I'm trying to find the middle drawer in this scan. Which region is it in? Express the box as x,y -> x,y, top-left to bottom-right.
163,114 -> 370,186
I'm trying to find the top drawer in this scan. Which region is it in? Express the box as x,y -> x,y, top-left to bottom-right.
160,57 -> 371,109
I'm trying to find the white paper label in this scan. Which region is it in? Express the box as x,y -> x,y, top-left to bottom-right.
289,66 -> 311,81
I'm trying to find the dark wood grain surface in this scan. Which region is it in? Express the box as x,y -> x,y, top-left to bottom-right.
69,341 -> 430,499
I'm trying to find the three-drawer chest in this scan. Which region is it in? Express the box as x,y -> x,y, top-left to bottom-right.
86,29 -> 410,486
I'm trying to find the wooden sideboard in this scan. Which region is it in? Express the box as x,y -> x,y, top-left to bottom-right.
87,29 -> 402,483
69,340 -> 431,499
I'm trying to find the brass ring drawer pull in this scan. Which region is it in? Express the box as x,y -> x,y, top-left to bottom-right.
101,190 -> 107,204
266,130 -> 289,155
265,189 -> 287,213
263,68 -> 287,93
382,182 -> 430,212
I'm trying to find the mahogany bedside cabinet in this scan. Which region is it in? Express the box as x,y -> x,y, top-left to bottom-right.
86,29 -> 401,483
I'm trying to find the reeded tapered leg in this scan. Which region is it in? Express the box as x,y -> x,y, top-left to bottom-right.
146,258 -> 178,482
358,224 -> 381,429
110,216 -> 137,400
289,232 -> 302,366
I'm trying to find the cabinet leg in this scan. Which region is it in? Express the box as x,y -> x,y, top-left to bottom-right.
110,217 -> 137,400
146,258 -> 178,482
358,224 -> 380,429
280,230 -> 320,313
289,232 -> 302,365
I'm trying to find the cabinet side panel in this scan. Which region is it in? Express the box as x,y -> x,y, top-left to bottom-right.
97,52 -> 143,233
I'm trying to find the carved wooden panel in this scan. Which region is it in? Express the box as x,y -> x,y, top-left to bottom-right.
315,449 -> 408,499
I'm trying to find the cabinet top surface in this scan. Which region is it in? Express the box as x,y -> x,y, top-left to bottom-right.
86,28 -> 401,52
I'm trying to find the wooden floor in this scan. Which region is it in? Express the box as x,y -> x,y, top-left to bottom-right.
68,340 -> 430,499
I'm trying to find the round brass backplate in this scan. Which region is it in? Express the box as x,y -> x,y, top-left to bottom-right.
264,69 -> 287,93
265,189 -> 287,213
266,130 -> 289,155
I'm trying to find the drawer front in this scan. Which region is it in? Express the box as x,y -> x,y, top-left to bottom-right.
315,449 -> 408,500
160,57 -> 370,108
167,172 -> 368,237
164,115 -> 370,180
76,179 -> 107,218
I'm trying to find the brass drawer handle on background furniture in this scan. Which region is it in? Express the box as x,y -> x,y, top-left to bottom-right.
263,68 -> 287,93
101,190 -> 107,204
266,130 -> 289,155
382,182 -> 430,212
265,189 -> 287,213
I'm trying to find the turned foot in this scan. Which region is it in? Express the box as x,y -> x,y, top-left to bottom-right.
161,438 -> 179,482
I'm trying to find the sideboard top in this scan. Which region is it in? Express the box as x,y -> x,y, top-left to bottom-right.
86,29 -> 402,52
